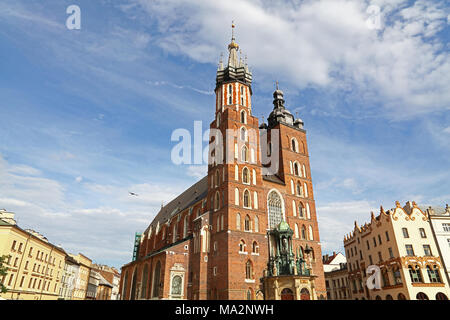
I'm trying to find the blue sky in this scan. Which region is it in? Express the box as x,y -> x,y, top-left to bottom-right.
0,0 -> 449,269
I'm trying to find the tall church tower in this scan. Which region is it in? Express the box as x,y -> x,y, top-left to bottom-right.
206,24 -> 266,300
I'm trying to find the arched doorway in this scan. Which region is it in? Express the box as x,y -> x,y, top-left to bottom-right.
416,292 -> 429,300
300,288 -> 310,300
375,295 -> 382,300
436,292 -> 448,300
386,295 -> 393,300
397,293 -> 407,300
280,288 -> 294,300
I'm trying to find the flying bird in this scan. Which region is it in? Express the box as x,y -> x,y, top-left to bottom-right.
129,192 -> 139,196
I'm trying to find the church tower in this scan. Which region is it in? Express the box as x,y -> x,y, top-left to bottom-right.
206,24 -> 266,300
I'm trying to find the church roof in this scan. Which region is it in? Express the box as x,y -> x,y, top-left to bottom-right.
149,176 -> 208,230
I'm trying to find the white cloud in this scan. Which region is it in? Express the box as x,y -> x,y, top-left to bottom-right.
130,0 -> 450,119
75,176 -> 83,183
317,200 -> 377,254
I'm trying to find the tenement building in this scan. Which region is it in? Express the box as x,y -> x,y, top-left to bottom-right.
344,201 -> 450,300
119,28 -> 326,300
323,252 -> 350,300
0,210 -> 67,300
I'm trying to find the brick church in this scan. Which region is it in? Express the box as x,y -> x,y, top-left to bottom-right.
119,27 -> 326,300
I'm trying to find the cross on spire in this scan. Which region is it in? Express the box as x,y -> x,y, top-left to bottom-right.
276,80 -> 279,90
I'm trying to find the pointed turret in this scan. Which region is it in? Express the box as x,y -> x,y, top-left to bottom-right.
216,23 -> 252,89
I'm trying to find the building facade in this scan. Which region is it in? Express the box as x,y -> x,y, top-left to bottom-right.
426,205 -> 450,285
59,255 -> 79,300
94,264 -> 121,300
344,201 -> 450,300
0,211 -> 67,300
323,252 -> 350,300
70,253 -> 92,300
120,28 -> 325,300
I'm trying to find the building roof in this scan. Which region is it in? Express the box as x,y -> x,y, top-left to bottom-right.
98,273 -> 113,288
148,176 -> 208,230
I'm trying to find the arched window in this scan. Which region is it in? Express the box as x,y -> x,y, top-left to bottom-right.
122,270 -> 128,300
253,192 -> 258,209
242,167 -> 249,184
214,191 -> 220,211
296,183 -> 303,197
246,289 -> 252,300
152,261 -> 161,298
239,240 -> 246,252
291,138 -> 298,152
301,225 -> 307,240
252,169 -> 256,184
408,265 -> 423,283
240,110 -> 246,124
172,224 -> 177,243
243,190 -> 251,208
141,264 -> 149,299
294,162 -> 300,176
236,213 -> 241,230
304,183 -> 308,197
241,145 -> 248,162
309,225 -> 314,241
240,127 -> 247,141
183,215 -> 188,238
299,203 -> 305,218
252,241 -> 259,254
268,190 -> 283,229
228,84 -> 233,105
294,224 -> 299,239
216,216 -> 220,232
215,170 -> 219,187
292,200 -> 297,216
245,260 -> 253,279
244,215 -> 251,231
427,265 -> 442,283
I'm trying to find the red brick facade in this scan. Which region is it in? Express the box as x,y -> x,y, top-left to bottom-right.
119,36 -> 326,300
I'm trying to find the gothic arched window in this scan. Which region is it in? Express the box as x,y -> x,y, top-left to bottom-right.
241,145 -> 248,162
291,138 -> 298,152
152,261 -> 161,298
214,191 -> 220,211
301,225 -> 307,240
252,241 -> 259,254
241,110 -> 246,124
244,215 -> 251,231
245,260 -> 253,279
268,190 -> 283,229
242,167 -> 249,184
236,213 -> 241,230
294,162 -> 300,176
228,84 -> 233,105
243,190 -> 251,208
141,264 -> 149,299
239,240 -> 246,252
299,203 -> 305,218
240,127 -> 247,141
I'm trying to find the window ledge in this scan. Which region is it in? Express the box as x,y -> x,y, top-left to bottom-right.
239,252 -> 248,255
245,279 -> 255,283
251,253 -> 259,256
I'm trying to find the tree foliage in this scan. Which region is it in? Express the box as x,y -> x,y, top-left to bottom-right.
0,255 -> 10,293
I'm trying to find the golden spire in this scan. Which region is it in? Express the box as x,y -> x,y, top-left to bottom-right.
228,21 -> 239,50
